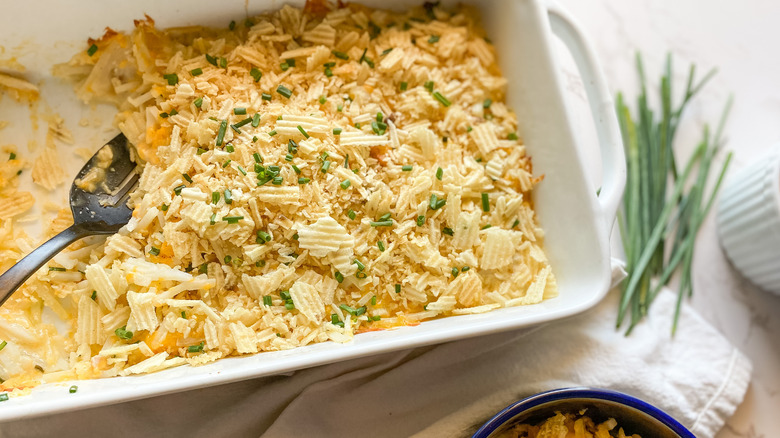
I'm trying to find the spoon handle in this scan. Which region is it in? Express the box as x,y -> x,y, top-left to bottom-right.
0,225 -> 91,307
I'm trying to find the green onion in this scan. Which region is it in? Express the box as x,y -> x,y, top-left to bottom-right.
379,213 -> 392,221
181,311 -> 187,318
87,44 -> 98,56
428,35 -> 440,44
481,224 -> 492,230
149,246 -> 160,256
198,263 -> 208,274
222,159 -> 232,168
377,241 -> 385,252
0,394 -> 8,402
371,295 -> 377,305
280,61 -> 291,71
194,97 -> 203,108
297,125 -> 310,138
69,385 -> 78,394
382,48 -> 393,56
163,73 -> 178,86
424,81 -> 434,92
8,153 -> 16,160
353,259 -> 365,271
268,130 -> 277,136
432,91 -> 451,107
429,194 -> 446,210
483,99 -> 493,108
229,20 -> 236,30
339,304 -> 367,316
332,50 -> 349,60
0,341 -> 7,351
216,120 -> 227,146
324,67 -> 333,77
347,209 -> 356,220
257,230 -> 272,243
253,153 -> 263,163
395,284 -> 401,294
298,177 -> 310,184
371,120 -> 387,135
334,271 -> 344,283
237,165 -> 247,176
263,295 -> 273,306
206,54 -> 218,66
442,227 -> 454,236
182,173 -> 193,183
401,165 -> 413,172
262,93 -> 272,101
224,255 -> 232,264
400,81 -> 408,91
321,160 -> 331,173
285,153 -> 293,162
173,184 -> 186,196
222,216 -> 243,224
224,189 -> 233,204
234,107 -> 247,115
188,342 -> 205,353
481,193 -> 490,212
272,176 -> 283,185
190,68 -> 203,76
466,126 -> 473,132
219,57 -> 227,68
49,267 -> 66,272
211,192 -> 220,204
331,314 -> 344,327
340,179 -> 351,190
507,132 -> 518,140
277,85 -> 293,98
337,103 -> 343,112
333,128 -> 342,135
435,167 -> 443,180
462,266 -> 470,272
115,326 -> 133,340
319,96 -> 327,104
416,215 -> 425,226
210,213 -> 216,225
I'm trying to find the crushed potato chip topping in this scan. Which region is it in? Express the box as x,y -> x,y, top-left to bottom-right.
497,411 -> 642,438
0,2 -> 557,390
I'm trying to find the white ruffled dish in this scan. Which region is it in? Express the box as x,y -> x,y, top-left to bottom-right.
717,148 -> 780,295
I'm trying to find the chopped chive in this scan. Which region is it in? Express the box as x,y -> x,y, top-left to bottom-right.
451,267 -> 460,278
371,120 -> 387,135
276,85 -> 292,98
428,35 -> 440,44
381,48 -> 393,56
370,220 -> 393,227
371,295 -> 377,306
436,167 -> 443,180
377,241 -> 385,252
263,295 -> 273,306
198,263 -> 208,274
188,342 -> 204,353
224,189 -> 233,204
483,98 -> 493,108
416,215 -> 426,226
229,20 -> 236,30
347,209 -> 356,220
319,96 -> 327,104
190,68 -> 204,77
272,176 -> 283,185
252,136 -> 258,142
262,93 -> 272,101
334,271 -> 344,283
321,160 -> 331,173
462,266 -> 470,272
253,153 -> 262,163
173,184 -> 186,196
181,311 -> 187,318
432,91 -> 451,107
324,67 -> 333,77
280,61 -> 291,71
206,54 -> 218,66
268,130 -> 277,136
216,120 -> 227,146
466,126 -> 473,132
210,213 -> 216,225
511,219 -> 520,228
0,394 -> 8,402
49,267 -> 66,272
286,58 -> 296,67
285,153 -> 293,162
333,128 -> 342,135
250,67 -> 263,82
337,103 -> 343,112
340,179 -> 351,190
400,81 -> 408,91
401,165 -> 413,172
481,224 -> 492,230
194,97 -> 203,108
379,213 -> 392,221
323,62 -> 336,68
161,203 -> 169,212
285,301 -> 295,310
224,255 -> 232,264
332,50 -> 349,60
289,164 -> 300,174
247,114 -> 259,128
211,191 -> 220,204
481,192 -> 490,212
115,326 -> 133,340
424,81 -> 434,92
87,44 -> 98,56
219,57 -> 227,68
298,177 -> 310,184
222,159 -> 232,168
8,153 -> 16,160
353,259 -> 365,271
428,193 -> 446,210
297,125 -> 310,138
508,132 -> 518,140
442,227 -> 454,236
234,107 -> 247,115
395,284 -> 401,294
163,73 -> 178,86
222,216 -> 244,224
182,173 -> 193,183
149,246 -> 160,256
69,385 -> 78,394
256,230 -> 272,243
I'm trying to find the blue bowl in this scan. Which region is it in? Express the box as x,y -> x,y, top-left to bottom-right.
472,387 -> 695,438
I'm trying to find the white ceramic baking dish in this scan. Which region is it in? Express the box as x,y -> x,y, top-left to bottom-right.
0,0 -> 625,420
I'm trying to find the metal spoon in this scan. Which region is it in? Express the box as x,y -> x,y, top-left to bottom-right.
0,134 -> 139,306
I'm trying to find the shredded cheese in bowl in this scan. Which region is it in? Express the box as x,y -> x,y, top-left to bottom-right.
0,2 -> 557,392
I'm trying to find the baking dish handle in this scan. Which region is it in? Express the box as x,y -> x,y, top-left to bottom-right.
545,2 -> 626,229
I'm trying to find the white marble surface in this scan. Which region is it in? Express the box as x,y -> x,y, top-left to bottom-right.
558,1 -> 780,436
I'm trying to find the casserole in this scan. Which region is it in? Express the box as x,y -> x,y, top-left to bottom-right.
0,0 -> 624,420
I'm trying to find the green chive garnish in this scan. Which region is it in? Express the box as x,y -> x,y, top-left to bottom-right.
224,189 -> 233,204
268,130 -> 277,136
173,184 -> 186,196
256,230 -> 272,243
442,227 -> 454,236
216,120 -> 227,146
250,68 -> 263,82
395,284 -> 401,294
0,341 -> 7,351
451,267 -> 459,278
481,192 -> 490,212
149,246 -> 160,256
234,107 -> 247,115
370,220 -> 393,227
321,160 -> 331,173
377,241 -> 385,252
508,132 -> 518,140
297,125 -> 310,138
483,99 -> 492,108
401,165 -> 413,172
277,85 -> 292,98
49,267 -> 67,272
400,81 -> 408,91
428,35 -> 440,44
182,173 -> 193,183
429,194 -> 446,210
332,50 -> 349,60
263,295 -> 273,306
416,215 -> 425,226
333,128 -> 342,135
115,326 -> 133,340
222,216 -> 244,224
163,73 -> 178,86
262,93 -> 272,101
424,81 -> 434,92
87,44 -> 98,56
298,177 -> 310,184
340,179 -> 351,189
432,91 -> 451,107
188,342 -> 204,353
347,209 -> 356,220
210,213 -> 216,225
194,97 -> 203,108
436,167 -> 443,180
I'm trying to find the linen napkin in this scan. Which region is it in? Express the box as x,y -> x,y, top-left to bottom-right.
0,260 -> 751,438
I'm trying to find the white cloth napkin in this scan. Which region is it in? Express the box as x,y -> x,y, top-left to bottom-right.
0,261 -> 751,438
